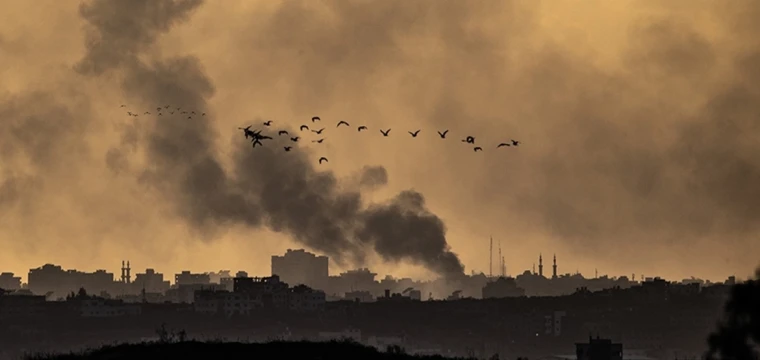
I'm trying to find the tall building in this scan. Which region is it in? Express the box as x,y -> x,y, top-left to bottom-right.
271,249 -> 329,291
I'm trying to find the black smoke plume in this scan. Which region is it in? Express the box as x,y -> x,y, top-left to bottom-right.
76,0 -> 464,277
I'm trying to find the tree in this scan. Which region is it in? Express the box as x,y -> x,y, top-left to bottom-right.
705,268 -> 760,360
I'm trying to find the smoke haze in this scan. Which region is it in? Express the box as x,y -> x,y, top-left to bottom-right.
1,0 -> 759,281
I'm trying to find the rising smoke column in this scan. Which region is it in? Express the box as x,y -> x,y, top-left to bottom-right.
76,0 -> 465,277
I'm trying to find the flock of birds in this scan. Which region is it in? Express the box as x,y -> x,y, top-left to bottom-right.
117,105 -> 520,166
238,116 -> 521,165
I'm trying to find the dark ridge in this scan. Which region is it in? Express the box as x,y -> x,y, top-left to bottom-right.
25,340 -> 475,360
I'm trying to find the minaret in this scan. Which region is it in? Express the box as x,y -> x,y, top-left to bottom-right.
552,254 -> 558,279
126,261 -> 132,284
538,253 -> 544,277
121,261 -> 126,283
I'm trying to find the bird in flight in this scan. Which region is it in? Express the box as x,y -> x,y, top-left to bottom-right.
380,129 -> 391,137
284,146 -> 292,152
462,136 -> 475,144
313,139 -> 325,144
312,116 -> 321,122
300,125 -> 310,131
238,125 -> 256,139
358,126 -> 368,132
201,113 -> 206,116
291,137 -> 300,142
156,107 -> 162,112
312,128 -> 326,135
120,104 -> 126,108
252,140 -> 263,148
511,139 -> 520,146
337,121 -> 350,128
437,130 -> 449,139
144,112 -> 151,115
164,105 -> 170,109
497,143 -> 511,148
264,120 -> 273,126
319,157 -> 329,164
278,130 -> 289,136
473,147 -> 483,152
409,130 -> 421,137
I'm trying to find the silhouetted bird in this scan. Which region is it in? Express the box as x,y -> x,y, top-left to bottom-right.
176,107 -> 181,111
284,146 -> 292,152
300,125 -> 310,131
201,113 -> 206,116
170,112 -> 174,115
238,126 -> 255,139
462,136 -> 475,144
337,121 -> 350,127
313,139 -> 325,144
252,140 -> 263,148
191,111 -> 196,115
144,112 -> 150,115
291,137 -> 300,142
473,147 -> 483,152
120,104 -> 126,107
156,107 -> 161,112
278,130 -> 289,136
158,113 -> 162,116
358,126 -> 368,132
312,128 -> 326,134
409,130 -> 421,137
511,139 -> 520,146
187,116 -> 192,119
319,157 -> 328,164
380,129 -> 391,137
264,120 -> 273,126
127,112 -> 133,116
164,105 -> 170,109
312,116 -> 321,122
497,143 -> 511,148
438,130 -> 449,138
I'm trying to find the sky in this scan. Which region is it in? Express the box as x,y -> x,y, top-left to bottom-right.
1,0 -> 759,283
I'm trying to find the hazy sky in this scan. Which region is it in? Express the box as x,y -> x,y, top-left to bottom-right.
1,0 -> 759,283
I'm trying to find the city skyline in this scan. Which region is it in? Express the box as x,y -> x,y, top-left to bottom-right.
2,0 -> 760,290
0,248 -> 743,286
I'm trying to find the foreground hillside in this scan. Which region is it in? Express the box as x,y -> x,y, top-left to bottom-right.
27,340 -> 473,360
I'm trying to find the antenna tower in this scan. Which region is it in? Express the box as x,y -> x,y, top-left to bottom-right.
489,236 -> 493,278
498,240 -> 503,277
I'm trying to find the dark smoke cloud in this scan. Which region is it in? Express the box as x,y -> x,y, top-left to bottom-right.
358,166 -> 388,190
77,0 -> 464,277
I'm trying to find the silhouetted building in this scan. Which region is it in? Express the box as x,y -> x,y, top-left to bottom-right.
271,249 -> 329,290
0,293 -> 46,318
166,283 -> 226,304
234,275 -> 289,308
194,289 -> 261,316
174,271 -> 211,286
0,272 -> 22,291
482,276 -> 526,298
78,297 -> 142,317
345,290 -> 374,302
133,268 -> 170,294
289,284 -> 326,312
575,337 -> 623,360
28,264 -> 115,298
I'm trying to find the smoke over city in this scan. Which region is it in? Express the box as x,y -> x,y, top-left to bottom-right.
1,0 -> 759,280
73,0 -> 464,277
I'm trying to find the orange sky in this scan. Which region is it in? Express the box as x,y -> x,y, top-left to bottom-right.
1,0 -> 759,283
